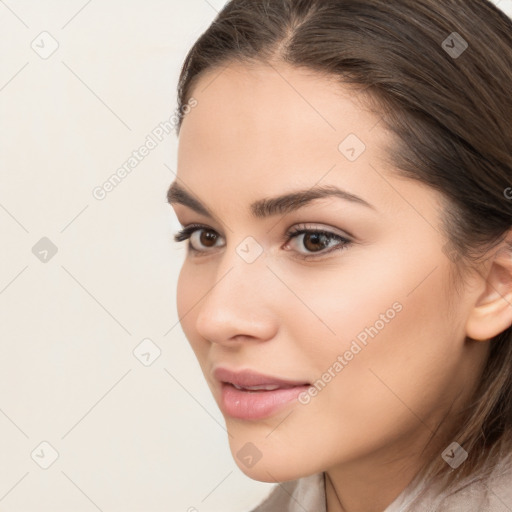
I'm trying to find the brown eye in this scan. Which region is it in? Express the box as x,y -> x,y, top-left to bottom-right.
190,229 -> 219,250
174,225 -> 226,254
285,226 -> 352,259
198,229 -> 218,248
302,232 -> 332,252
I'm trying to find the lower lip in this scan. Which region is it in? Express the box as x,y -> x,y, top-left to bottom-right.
220,383 -> 310,420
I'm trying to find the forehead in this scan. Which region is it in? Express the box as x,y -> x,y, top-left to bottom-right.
181,61 -> 382,151
179,62 -> 387,179
175,61 -> 441,224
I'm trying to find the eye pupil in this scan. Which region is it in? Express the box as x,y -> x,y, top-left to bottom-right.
200,230 -> 217,247
304,232 -> 330,252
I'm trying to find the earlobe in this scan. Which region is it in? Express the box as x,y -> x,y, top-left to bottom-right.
465,245 -> 512,341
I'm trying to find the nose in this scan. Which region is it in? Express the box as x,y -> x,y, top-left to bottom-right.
194,254 -> 279,346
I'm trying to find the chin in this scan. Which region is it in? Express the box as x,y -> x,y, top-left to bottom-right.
227,433 -> 315,483
233,457 -> 308,484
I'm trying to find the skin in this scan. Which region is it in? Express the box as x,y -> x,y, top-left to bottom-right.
168,60 -> 512,512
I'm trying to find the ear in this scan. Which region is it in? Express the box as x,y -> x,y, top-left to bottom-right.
466,243 -> 512,341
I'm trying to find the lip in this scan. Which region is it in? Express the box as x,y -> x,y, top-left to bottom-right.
213,367 -> 311,420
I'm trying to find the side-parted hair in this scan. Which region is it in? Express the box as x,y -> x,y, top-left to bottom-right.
175,0 -> 512,490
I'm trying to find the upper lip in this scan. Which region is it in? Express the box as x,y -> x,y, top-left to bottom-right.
213,367 -> 310,388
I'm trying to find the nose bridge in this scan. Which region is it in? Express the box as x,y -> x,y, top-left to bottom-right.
195,238 -> 276,343
211,233 -> 268,301
205,241 -> 266,315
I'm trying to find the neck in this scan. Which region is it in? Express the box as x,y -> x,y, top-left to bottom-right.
324,429 -> 445,512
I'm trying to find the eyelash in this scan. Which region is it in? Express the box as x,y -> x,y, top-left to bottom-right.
173,223 -> 352,260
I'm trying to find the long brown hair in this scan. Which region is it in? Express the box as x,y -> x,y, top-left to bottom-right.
175,0 -> 512,492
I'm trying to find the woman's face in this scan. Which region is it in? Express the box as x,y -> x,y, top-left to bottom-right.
169,61 -> 488,482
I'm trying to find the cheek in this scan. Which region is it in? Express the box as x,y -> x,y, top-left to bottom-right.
282,244 -> 449,370
271,254 -> 407,373
303,267 -> 457,432
261,258 -> 459,447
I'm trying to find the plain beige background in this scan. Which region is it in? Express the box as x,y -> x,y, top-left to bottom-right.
0,1 -> 511,511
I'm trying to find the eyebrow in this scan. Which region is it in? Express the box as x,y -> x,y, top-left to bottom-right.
167,180 -> 376,219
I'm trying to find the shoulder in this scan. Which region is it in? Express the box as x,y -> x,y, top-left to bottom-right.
249,472 -> 326,512
403,452 -> 512,512
445,452 -> 512,512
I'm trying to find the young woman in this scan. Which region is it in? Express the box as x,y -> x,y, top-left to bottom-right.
167,0 -> 512,510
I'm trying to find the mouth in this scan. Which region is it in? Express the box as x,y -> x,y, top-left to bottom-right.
213,367 -> 311,420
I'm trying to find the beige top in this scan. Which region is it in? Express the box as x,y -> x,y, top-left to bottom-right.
250,454 -> 512,511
